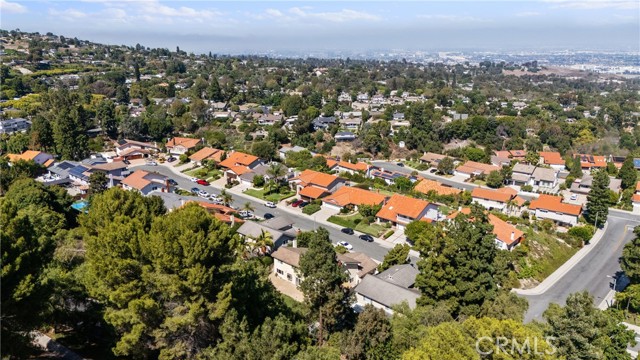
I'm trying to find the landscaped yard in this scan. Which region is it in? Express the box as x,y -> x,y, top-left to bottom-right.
244,188 -> 296,202
327,212 -> 388,237
185,167 -> 223,181
517,228 -> 579,284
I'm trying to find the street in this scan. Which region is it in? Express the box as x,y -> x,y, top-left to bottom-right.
372,160 -> 480,192
521,213 -> 640,323
133,164 -> 393,261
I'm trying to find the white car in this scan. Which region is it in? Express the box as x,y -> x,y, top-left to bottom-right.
238,210 -> 253,218
336,241 -> 353,250
265,201 -> 277,208
146,161 -> 157,166
570,194 -> 578,201
198,190 -> 209,198
208,194 -> 220,201
190,177 -> 198,182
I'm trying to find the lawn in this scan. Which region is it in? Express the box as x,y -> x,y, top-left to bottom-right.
185,168 -> 223,182
327,213 -> 387,237
244,188 -> 296,202
517,228 -> 579,283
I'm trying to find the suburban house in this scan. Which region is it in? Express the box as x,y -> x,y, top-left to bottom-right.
510,163 -> 536,186
0,118 -> 31,134
196,201 -> 241,225
532,167 -> 559,189
539,151 -> 566,171
454,161 -> 500,178
528,194 -> 582,226
413,179 -> 462,196
115,139 -> 159,159
279,145 -> 312,160
312,116 -> 336,130
470,187 -> 524,214
339,117 -> 362,130
419,152 -> 448,167
570,174 -> 622,194
271,246 -> 307,287
335,160 -> 369,175
165,137 -> 203,155
321,186 -> 387,212
7,150 -> 54,167
40,160 -> 78,186
353,264 -> 421,314
290,169 -> 346,201
494,150 -> 526,161
121,170 -> 172,195
376,194 -> 440,230
237,218 -> 296,253
337,252 -> 378,287
369,168 -> 413,185
219,151 -> 262,183
189,147 -> 225,166
334,131 -> 357,141
633,181 -> 640,211
576,154 -> 607,171
448,208 -> 524,251
491,155 -> 512,167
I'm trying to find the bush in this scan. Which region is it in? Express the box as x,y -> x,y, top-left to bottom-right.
179,154 -> 189,164
521,185 -> 533,192
568,225 -> 595,243
383,230 -> 395,239
253,175 -> 265,187
302,204 -> 321,215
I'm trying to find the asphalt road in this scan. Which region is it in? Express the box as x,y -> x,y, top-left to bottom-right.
372,161 -> 479,191
521,213 -> 640,323
133,164 -> 392,261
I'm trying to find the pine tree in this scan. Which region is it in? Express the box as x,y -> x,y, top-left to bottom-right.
618,155 -> 637,190
207,78 -> 222,101
586,169 -> 610,226
377,244 -> 410,272
621,227 -> 640,284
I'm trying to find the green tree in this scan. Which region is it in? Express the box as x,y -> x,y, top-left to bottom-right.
96,98 -> 117,138
29,116 -> 54,151
486,170 -> 504,188
6,132 -> 29,153
525,150 -> 540,165
299,228 -> 352,345
544,291 -> 635,360
480,291 -> 529,321
618,155 -> 637,191
281,95 -> 304,117
621,227 -> 640,284
415,207 -> 497,317
437,156 -> 454,174
252,141 -> 276,160
342,305 -> 397,360
377,244 -> 410,272
401,322 -> 478,360
207,78 -> 223,101
88,171 -> 109,196
585,169 -> 610,227
220,189 -> 233,206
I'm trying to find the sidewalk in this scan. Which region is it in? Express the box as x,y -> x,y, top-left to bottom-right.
514,221 -> 609,296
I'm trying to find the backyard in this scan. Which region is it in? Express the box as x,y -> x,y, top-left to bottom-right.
244,187 -> 296,202
327,212 -> 389,237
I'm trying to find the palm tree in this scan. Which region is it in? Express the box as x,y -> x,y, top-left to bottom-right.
220,189 -> 233,207
252,230 -> 274,256
242,201 -> 254,213
266,162 -> 287,195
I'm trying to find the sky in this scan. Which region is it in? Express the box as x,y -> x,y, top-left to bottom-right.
1,0 -> 639,54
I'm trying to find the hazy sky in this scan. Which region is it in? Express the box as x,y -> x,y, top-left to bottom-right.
1,0 -> 639,54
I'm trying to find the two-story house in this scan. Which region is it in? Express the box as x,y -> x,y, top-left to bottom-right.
376,194 -> 439,230
353,264 -> 420,314
528,194 -> 582,227
121,170 -> 172,195
165,137 -> 203,155
219,151 -> 262,183
471,187 -> 524,214
189,147 -> 225,166
290,169 -> 346,200
539,151 -> 566,171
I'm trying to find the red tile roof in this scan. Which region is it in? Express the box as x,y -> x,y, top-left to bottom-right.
414,179 -> 462,196
299,186 -> 329,199
219,151 -> 259,168
376,194 -> 432,222
471,187 -> 512,203
455,161 -> 500,175
322,186 -> 386,207
166,137 -> 202,149
529,194 -> 582,216
294,169 -> 341,188
337,161 -> 369,172
539,151 -> 565,166
189,147 -> 225,162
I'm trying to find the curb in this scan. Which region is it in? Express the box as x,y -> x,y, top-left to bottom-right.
513,221 -> 609,296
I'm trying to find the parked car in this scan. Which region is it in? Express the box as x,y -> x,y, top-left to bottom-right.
146,161 -> 157,166
341,228 -> 355,235
570,194 -> 578,201
396,162 -> 404,167
298,201 -> 309,208
265,201 -> 277,208
191,187 -> 200,194
263,213 -> 274,220
208,194 -> 220,201
198,190 -> 209,198
168,179 -> 178,186
359,234 -> 374,242
238,210 -> 253,218
190,177 -> 198,182
292,199 -> 304,207
336,241 -> 353,250
429,168 -> 438,173
167,156 -> 176,162
196,179 -> 209,186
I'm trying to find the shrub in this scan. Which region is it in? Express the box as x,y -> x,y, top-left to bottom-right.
253,175 -> 265,187
568,225 -> 595,244
521,185 -> 533,192
179,154 -> 189,164
302,204 -> 321,215
334,245 -> 348,254
383,230 -> 395,239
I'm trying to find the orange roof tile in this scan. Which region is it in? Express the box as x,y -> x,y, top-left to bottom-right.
299,186 -> 329,199
43,159 -> 55,168
456,161 -> 500,175
512,196 -> 526,207
636,181 -> 640,192
195,201 -> 236,214
338,161 -> 369,172
488,214 -> 523,246
539,152 -> 565,166
529,194 -> 582,216
414,179 -> 462,196
7,150 -> 47,162
189,147 -> 224,162
121,170 -> 152,190
376,194 -> 432,222
166,137 -> 202,149
322,186 -> 386,207
294,169 -> 341,188
633,194 -> 640,203
471,188 -> 512,203
227,165 -> 252,175
219,151 -> 259,168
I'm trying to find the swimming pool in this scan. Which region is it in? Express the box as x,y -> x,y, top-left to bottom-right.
71,200 -> 89,213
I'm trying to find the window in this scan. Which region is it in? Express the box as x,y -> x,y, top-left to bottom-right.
287,273 -> 292,281
276,269 -> 283,276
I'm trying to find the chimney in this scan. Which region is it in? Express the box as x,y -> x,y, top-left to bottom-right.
510,231 -> 515,241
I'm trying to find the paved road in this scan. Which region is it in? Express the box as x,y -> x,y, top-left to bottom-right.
133,164 -> 392,261
372,161 -> 478,192
521,213 -> 640,323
